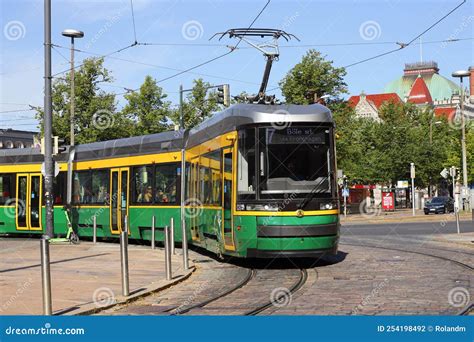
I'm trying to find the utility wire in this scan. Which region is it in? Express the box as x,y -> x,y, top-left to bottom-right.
130,0 -> 138,44
114,0 -> 272,95
344,0 -> 466,68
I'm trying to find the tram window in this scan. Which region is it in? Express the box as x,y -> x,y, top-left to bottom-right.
0,174 -> 14,205
91,170 -> 109,204
73,171 -> 91,204
199,166 -> 212,204
132,165 -> 153,203
155,164 -> 179,204
52,172 -> 67,205
237,128 -> 256,200
202,150 -> 221,205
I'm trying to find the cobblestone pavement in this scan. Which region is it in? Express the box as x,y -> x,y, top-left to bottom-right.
98,235 -> 473,316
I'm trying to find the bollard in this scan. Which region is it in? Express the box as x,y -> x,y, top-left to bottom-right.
164,225 -> 172,281
93,215 -> 97,244
181,218 -> 189,270
170,217 -> 175,255
455,207 -> 461,235
120,229 -> 130,297
151,216 -> 156,250
40,238 -> 52,315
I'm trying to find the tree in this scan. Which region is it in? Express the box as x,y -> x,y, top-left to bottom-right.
122,75 -> 172,135
279,49 -> 347,104
35,57 -> 132,144
170,78 -> 221,129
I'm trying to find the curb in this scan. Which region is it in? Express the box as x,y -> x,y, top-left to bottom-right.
57,263 -> 196,316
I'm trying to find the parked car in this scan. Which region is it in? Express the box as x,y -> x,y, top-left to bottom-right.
424,196 -> 455,215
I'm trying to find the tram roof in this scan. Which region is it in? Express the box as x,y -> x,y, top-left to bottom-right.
0,147 -> 69,164
73,130 -> 185,161
187,103 -> 333,147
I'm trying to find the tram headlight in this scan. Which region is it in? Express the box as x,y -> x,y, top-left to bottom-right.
320,203 -> 334,210
244,203 -> 279,211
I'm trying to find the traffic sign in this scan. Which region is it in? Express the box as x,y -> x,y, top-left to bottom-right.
449,166 -> 456,177
41,162 -> 60,177
342,188 -> 349,197
410,163 -> 415,179
440,168 -> 449,179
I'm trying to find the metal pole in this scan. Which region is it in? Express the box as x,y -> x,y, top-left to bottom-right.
181,218 -> 189,270
93,215 -> 97,243
170,217 -> 175,255
179,84 -> 184,129
343,193 -> 347,218
120,230 -> 129,296
69,37 -> 75,147
460,78 -> 469,211
151,216 -> 156,249
455,207 -> 461,234
164,225 -> 172,281
44,0 -> 54,238
40,238 -> 52,315
411,178 -> 416,216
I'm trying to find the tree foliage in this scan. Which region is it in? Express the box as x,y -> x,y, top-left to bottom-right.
169,78 -> 221,129
122,75 -> 172,135
279,49 -> 347,104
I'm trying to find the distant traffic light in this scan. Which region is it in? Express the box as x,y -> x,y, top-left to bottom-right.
41,136 -> 66,155
217,84 -> 230,107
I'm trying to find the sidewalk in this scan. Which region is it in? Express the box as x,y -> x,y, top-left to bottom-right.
341,208 -> 473,225
434,232 -> 474,247
0,239 -> 193,315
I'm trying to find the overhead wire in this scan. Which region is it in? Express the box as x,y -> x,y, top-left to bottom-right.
343,0 -> 467,68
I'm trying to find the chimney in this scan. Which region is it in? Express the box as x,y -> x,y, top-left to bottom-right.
469,66 -> 474,104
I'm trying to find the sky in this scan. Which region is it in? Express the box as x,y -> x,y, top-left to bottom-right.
1,0 -> 473,131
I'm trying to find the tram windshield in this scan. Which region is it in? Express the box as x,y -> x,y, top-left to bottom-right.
237,126 -> 334,200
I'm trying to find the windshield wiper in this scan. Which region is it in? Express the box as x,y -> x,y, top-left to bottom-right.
297,178 -> 326,210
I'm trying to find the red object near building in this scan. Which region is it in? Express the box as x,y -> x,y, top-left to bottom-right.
382,192 -> 395,211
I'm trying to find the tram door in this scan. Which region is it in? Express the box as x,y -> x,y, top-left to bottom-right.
110,168 -> 129,234
222,148 -> 235,250
16,173 -> 42,231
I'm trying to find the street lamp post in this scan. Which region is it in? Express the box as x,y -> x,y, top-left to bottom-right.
452,70 -> 470,211
62,29 -> 84,147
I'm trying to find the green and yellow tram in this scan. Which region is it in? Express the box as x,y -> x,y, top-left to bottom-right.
0,103 -> 339,258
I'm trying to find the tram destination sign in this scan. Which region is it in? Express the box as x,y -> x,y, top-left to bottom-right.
267,127 -> 326,144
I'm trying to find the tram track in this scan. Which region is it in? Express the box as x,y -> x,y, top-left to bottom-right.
171,268 -> 308,316
244,268 -> 308,316
168,268 -> 257,315
340,242 -> 473,315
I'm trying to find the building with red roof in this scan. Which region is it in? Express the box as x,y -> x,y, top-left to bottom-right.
348,92 -> 401,121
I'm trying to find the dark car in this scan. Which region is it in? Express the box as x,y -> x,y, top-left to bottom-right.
424,196 -> 455,215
